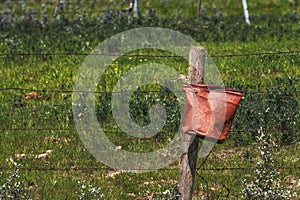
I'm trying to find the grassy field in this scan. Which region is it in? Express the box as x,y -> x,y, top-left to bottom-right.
0,0 -> 300,199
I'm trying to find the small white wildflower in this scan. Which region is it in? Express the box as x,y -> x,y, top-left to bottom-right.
162,189 -> 170,195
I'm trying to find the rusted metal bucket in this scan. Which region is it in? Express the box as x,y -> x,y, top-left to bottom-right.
182,83 -> 243,142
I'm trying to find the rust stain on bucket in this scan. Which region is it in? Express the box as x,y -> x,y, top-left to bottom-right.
182,83 -> 243,142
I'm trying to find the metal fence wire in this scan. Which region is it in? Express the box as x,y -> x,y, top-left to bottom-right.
0,50 -> 299,199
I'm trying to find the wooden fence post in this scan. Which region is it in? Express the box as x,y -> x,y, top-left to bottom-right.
178,47 -> 205,199
197,0 -> 202,19
54,0 -> 61,17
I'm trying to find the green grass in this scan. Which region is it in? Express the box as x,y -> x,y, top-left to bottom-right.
0,0 -> 300,199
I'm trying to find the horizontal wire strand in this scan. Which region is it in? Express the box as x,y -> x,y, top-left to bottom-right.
0,165 -> 298,172
0,127 -> 298,133
0,51 -> 299,58
0,87 -> 299,95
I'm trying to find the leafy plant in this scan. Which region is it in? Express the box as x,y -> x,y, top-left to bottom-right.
241,127 -> 297,199
75,180 -> 104,200
0,162 -> 30,200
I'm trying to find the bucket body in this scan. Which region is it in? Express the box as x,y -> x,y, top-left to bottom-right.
182,83 -> 243,142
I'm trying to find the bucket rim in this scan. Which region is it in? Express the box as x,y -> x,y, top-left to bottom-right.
182,83 -> 244,95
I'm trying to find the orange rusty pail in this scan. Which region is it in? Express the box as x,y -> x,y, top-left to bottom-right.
182,83 -> 243,142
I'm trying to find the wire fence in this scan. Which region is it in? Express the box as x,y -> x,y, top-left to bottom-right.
0,2 -> 299,199
1,84 -> 299,170
0,50 -> 299,200
0,0 -> 298,10
0,50 -> 300,58
1,127 -> 299,133
1,50 -> 299,124
0,86 -> 299,94
0,165 -> 299,172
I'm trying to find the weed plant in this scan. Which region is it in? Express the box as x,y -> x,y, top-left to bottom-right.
241,127 -> 297,199
0,162 -> 30,200
75,180 -> 104,200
